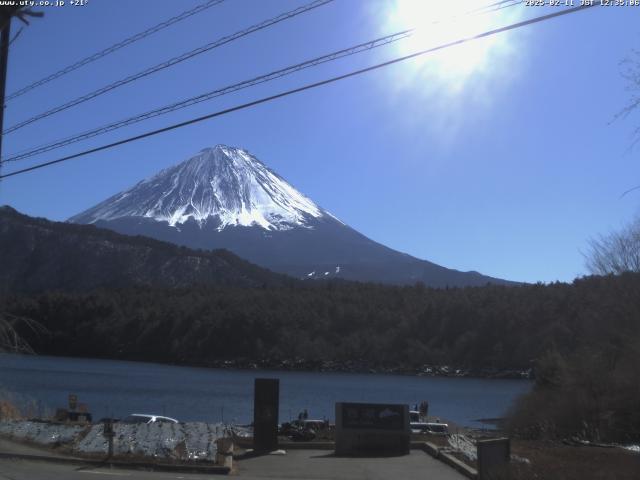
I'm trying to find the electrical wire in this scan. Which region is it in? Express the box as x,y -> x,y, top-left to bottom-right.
2,0 -> 334,135
5,0 -> 226,102
1,0 -> 521,163
0,2 -> 599,180
2,31 -> 414,164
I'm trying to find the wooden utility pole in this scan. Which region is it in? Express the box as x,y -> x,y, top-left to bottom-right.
0,6 -> 43,182
0,15 -> 10,175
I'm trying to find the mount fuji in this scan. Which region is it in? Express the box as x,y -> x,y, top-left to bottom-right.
69,145 -> 511,287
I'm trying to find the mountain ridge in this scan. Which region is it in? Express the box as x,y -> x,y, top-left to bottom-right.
0,205 -> 291,293
69,145 -> 515,287
70,145 -> 334,231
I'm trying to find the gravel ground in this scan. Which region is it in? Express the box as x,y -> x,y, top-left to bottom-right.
427,433 -> 640,480
507,439 -> 640,480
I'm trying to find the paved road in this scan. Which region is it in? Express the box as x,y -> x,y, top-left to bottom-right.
0,450 -> 466,480
0,438 -> 75,457
0,459 -> 213,480
0,435 -> 466,480
0,452 -> 466,480
234,449 -> 466,480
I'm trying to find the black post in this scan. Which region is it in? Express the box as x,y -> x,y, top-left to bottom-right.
0,17 -> 10,169
253,378 -> 279,452
103,419 -> 115,458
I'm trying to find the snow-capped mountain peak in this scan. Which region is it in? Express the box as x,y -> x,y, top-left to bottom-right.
69,145 -> 513,287
70,145 -> 334,231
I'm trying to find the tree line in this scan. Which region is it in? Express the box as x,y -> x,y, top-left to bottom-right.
0,272 -> 636,371
3,272 -> 639,441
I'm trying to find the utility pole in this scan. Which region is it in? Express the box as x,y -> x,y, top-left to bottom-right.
0,7 -> 43,182
0,16 -> 10,177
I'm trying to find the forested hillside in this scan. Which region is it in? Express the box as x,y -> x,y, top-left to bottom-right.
3,273 -> 638,376
3,206 -> 639,442
0,206 -> 291,292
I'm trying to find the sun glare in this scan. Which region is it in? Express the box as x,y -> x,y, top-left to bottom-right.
383,0 -> 521,92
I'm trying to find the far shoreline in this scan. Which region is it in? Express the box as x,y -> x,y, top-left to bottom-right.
0,351 -> 533,381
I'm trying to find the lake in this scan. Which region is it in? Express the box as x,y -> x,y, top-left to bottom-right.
0,353 -> 531,428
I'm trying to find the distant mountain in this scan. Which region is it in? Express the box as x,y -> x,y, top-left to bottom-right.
0,206 -> 289,293
70,145 -> 513,287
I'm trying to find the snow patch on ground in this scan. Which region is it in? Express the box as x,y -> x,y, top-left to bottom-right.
447,434 -> 477,461
0,420 -> 84,445
0,420 -> 226,461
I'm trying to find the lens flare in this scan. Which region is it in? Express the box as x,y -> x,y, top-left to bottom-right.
382,0 -> 523,93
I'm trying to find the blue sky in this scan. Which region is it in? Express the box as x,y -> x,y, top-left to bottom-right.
0,0 -> 639,283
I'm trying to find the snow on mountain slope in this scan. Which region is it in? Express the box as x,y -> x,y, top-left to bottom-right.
70,145 -> 335,231
69,144 -> 515,287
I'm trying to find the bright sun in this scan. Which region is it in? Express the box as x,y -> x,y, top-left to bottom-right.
383,0 -> 521,91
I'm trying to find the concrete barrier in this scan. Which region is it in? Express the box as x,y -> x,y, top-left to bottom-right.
477,437 -> 510,480
416,442 -> 478,479
0,451 -> 231,475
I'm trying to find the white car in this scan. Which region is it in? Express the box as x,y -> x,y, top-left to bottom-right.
409,410 -> 421,423
121,414 -> 179,424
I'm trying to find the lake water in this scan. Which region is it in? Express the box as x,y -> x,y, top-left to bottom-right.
0,353 -> 531,428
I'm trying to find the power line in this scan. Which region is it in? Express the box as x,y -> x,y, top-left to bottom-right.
465,0 -> 521,16
0,3 -> 598,180
8,26 -> 23,46
5,0 -> 226,102
2,0 -> 334,135
2,31 -> 414,164
1,0 -> 521,163
0,3 -> 591,178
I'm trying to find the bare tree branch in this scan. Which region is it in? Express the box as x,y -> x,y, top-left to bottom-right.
0,312 -> 47,354
585,217 -> 640,275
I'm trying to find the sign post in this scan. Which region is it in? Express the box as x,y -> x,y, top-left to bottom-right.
253,378 -> 279,452
103,419 -> 115,458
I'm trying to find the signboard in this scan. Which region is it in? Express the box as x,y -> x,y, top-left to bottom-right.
335,402 -> 410,456
341,403 -> 405,430
253,378 -> 279,452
